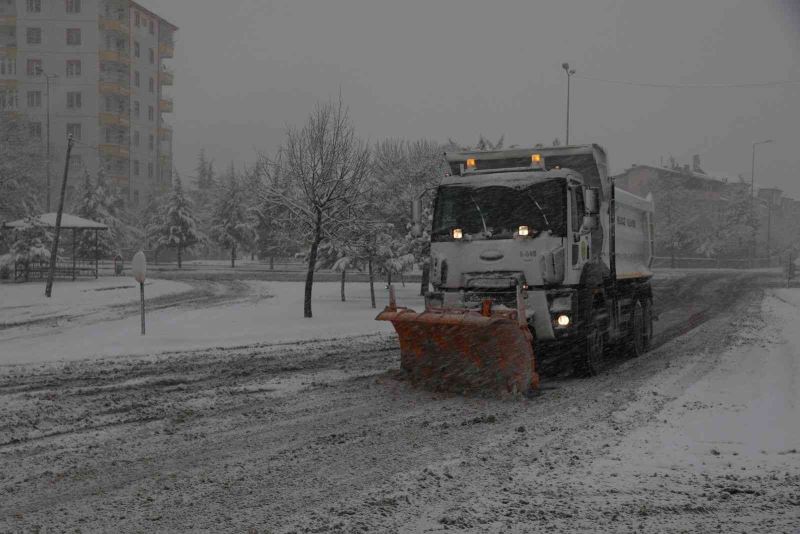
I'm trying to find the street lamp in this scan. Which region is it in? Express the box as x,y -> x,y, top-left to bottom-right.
562,62 -> 576,146
36,66 -> 59,212
751,139 -> 773,260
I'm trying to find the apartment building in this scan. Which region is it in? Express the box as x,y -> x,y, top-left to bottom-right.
0,0 -> 176,208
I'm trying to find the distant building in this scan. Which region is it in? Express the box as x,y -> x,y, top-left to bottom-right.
0,0 -> 176,207
615,161 -> 800,261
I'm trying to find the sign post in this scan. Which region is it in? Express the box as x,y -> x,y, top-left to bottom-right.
132,251 -> 146,335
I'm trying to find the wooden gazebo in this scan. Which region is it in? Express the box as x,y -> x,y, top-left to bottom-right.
2,213 -> 109,281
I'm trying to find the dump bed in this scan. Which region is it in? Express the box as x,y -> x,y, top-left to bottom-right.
614,187 -> 654,279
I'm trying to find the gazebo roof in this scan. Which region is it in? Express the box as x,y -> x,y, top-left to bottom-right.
2,213 -> 108,230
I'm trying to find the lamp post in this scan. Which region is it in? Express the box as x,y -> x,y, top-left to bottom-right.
751,139 -> 773,261
39,70 -> 59,212
562,62 -> 575,146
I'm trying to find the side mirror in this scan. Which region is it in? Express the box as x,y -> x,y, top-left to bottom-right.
410,199 -> 422,237
585,188 -> 600,215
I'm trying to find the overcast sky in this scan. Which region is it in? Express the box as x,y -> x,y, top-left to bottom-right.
140,0 -> 800,197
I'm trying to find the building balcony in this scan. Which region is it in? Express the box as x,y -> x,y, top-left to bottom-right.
158,41 -> 174,59
160,67 -> 174,86
99,49 -> 131,65
0,16 -> 16,26
0,46 -> 16,57
98,81 -> 131,97
99,143 -> 130,159
99,112 -> 130,128
0,79 -> 17,88
99,17 -> 129,35
159,97 -> 173,113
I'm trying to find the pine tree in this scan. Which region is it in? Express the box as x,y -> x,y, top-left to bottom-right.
209,165 -> 253,267
152,173 -> 202,268
73,171 -> 128,259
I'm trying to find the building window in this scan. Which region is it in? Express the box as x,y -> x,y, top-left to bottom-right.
133,130 -> 139,146
67,91 -> 82,109
148,162 -> 154,178
26,59 -> 42,77
134,70 -> 140,87
148,77 -> 154,92
70,154 -> 82,169
26,0 -> 41,13
133,100 -> 140,118
65,0 -> 81,13
147,105 -> 154,121
133,160 -> 140,176
148,134 -> 154,150
134,41 -> 140,58
0,89 -> 17,111
105,127 -> 112,143
148,48 -> 154,64
65,59 -> 81,77
66,28 -> 81,46
149,19 -> 155,34
134,11 -> 140,26
66,122 -> 81,140
26,27 -> 42,45
0,57 -> 15,76
26,90 -> 42,108
134,190 -> 139,205
30,121 -> 42,138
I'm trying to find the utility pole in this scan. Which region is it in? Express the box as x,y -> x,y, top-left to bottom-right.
750,139 -> 773,261
562,63 -> 575,146
45,135 -> 74,298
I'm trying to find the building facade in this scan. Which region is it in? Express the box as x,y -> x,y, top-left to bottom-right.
0,0 -> 176,208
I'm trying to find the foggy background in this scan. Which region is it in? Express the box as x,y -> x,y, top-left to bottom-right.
139,0 -> 799,196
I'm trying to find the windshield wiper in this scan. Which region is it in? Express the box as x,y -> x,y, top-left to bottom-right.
469,195 -> 489,236
526,190 -> 551,232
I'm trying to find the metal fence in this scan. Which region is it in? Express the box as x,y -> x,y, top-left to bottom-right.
14,259 -> 98,282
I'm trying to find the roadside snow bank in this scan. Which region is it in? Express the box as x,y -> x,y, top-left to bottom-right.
0,281 -> 424,364
0,277 -> 191,328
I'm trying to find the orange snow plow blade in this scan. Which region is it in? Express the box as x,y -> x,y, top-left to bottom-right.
377,290 -> 539,396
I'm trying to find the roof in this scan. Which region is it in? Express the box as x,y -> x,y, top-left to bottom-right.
2,213 -> 108,230
625,164 -> 729,184
129,0 -> 178,31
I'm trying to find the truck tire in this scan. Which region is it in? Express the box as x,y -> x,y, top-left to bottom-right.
576,314 -> 604,376
643,298 -> 653,351
629,300 -> 646,357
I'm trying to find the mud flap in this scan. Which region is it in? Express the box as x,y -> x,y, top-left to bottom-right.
377,288 -> 539,396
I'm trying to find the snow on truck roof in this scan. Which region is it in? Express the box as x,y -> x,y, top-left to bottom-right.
440,169 -> 577,188
2,213 -> 108,230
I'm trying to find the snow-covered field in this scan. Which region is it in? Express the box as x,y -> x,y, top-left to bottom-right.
0,270 -> 797,532
0,278 -> 423,364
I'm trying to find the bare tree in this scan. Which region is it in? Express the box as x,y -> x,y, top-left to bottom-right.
260,98 -> 371,318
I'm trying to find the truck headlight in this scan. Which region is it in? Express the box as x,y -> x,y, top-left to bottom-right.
556,314 -> 570,327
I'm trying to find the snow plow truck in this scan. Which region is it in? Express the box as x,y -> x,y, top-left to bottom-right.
377,144 -> 655,395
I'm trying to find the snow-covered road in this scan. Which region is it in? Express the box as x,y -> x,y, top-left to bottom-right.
0,270 -> 797,532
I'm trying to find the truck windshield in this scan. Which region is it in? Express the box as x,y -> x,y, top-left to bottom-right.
432,179 -> 566,241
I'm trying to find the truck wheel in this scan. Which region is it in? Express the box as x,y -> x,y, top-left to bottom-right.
643,299 -> 653,351
577,315 -> 604,376
629,300 -> 645,357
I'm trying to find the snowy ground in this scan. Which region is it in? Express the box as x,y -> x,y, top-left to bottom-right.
0,279 -> 423,364
0,270 -> 797,532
